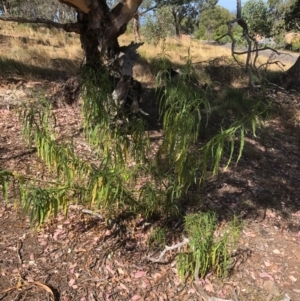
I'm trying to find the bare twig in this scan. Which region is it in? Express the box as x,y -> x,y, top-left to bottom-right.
81,209 -> 104,220
17,239 -> 23,265
232,289 -> 240,301
216,17 -> 284,88
147,237 -> 189,263
233,46 -> 280,56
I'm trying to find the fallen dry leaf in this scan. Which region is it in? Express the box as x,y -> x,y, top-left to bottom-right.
130,295 -> 141,301
288,275 -> 297,282
134,271 -> 146,278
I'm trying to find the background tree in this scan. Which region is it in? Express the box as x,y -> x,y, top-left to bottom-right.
267,0 -> 296,44
195,5 -> 233,41
0,0 -> 76,22
170,0 -> 218,37
242,0 -> 272,38
170,0 -> 197,37
285,0 -> 300,31
142,5 -> 174,45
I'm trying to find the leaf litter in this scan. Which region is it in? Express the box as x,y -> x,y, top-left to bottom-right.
0,79 -> 300,301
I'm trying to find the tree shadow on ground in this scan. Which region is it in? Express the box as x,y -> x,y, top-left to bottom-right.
0,57 -> 79,80
121,59 -> 300,230
183,88 -> 300,228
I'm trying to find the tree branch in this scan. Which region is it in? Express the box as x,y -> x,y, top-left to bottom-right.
215,17 -> 284,88
0,16 -> 82,34
233,46 -> 280,55
139,5 -> 158,15
59,0 -> 90,13
147,237 -> 189,263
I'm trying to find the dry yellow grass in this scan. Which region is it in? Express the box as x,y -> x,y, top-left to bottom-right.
0,20 -> 83,79
120,33 -> 292,74
0,20 -> 292,82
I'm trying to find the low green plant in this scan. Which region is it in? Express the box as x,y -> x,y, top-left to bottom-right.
0,43 -> 270,227
177,212 -> 241,280
148,227 -> 166,248
291,36 -> 300,51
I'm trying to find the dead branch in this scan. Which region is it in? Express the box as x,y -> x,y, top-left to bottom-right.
81,209 -> 104,220
257,60 -> 285,72
216,17 -> 285,88
147,237 -> 189,263
233,46 -> 280,56
0,16 -> 82,33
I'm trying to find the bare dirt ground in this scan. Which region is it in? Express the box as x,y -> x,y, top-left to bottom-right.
0,72 -> 300,301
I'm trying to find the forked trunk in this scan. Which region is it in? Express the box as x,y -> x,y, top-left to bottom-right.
56,0 -> 145,113
280,56 -> 300,89
60,0 -> 142,71
172,11 -> 181,38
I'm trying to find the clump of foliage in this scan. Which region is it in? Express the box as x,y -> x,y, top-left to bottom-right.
194,5 -> 233,42
142,6 -> 174,46
177,212 -> 241,279
148,227 -> 166,248
242,0 -> 273,38
290,35 -> 300,51
1,44 -> 269,229
285,0 -> 300,31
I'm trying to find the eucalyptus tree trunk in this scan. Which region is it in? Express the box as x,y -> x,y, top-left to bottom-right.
237,0 -> 241,19
60,0 -> 143,72
172,9 -> 181,38
0,0 -> 144,109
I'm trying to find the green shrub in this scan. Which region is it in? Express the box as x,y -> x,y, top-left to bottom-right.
177,212 -> 241,279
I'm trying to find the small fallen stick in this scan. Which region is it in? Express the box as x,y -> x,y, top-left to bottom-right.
147,237 -> 190,263
81,209 -> 104,220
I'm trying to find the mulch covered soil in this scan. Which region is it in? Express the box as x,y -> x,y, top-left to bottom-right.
0,78 -> 300,301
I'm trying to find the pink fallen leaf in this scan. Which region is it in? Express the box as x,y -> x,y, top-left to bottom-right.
242,230 -> 256,237
204,280 -> 215,293
53,229 -> 63,240
39,240 -> 48,246
259,272 -> 274,281
119,282 -> 129,292
130,295 -> 141,301
289,275 -> 297,282
68,278 -> 76,287
134,271 -> 145,278
105,265 -> 114,274
264,260 -> 271,267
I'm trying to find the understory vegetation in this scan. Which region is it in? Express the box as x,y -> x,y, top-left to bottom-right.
0,24 -> 278,280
